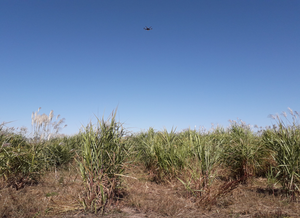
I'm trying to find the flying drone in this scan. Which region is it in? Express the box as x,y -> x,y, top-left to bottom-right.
144,26 -> 152,31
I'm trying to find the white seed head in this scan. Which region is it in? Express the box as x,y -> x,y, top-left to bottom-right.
31,113 -> 34,125
268,114 -> 275,119
282,111 -> 287,118
49,110 -> 54,122
39,114 -> 47,124
288,107 -> 293,115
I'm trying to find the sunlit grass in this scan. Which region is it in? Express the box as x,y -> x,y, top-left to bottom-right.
76,109 -> 127,214
1,107 -> 300,217
263,108 -> 300,199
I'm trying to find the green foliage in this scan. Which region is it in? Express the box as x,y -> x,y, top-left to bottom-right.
133,127 -> 189,181
40,138 -> 75,170
0,142 -> 44,189
188,129 -> 224,176
2,107 -> 300,204
177,129 -> 224,198
0,122 -> 27,148
0,110 -> 71,189
220,120 -> 267,182
263,109 -> 300,197
76,109 -> 127,214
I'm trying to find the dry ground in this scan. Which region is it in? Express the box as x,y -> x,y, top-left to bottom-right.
1,164 -> 300,218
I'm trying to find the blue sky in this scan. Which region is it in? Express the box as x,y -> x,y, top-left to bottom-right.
1,0 -> 300,135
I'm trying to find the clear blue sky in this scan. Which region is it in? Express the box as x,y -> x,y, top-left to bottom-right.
1,0 -> 300,135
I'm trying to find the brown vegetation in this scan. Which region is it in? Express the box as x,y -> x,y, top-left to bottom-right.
1,163 -> 300,218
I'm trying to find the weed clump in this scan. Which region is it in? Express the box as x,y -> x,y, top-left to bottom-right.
263,108 -> 300,199
76,109 -> 127,214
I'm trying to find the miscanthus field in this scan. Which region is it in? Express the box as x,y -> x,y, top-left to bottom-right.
1,108 -> 300,218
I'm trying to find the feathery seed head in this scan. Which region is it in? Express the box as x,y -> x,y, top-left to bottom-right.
39,114 -> 48,125
268,114 -> 275,119
282,111 -> 287,118
49,110 -> 54,121
288,107 -> 293,116
31,107 -> 66,140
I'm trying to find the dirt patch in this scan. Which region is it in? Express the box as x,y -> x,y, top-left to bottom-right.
1,166 -> 300,218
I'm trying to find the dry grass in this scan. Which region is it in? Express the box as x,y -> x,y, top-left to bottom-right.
0,163 -> 299,218
119,164 -> 300,218
0,163 -> 83,218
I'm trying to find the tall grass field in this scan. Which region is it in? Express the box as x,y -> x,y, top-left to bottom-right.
1,108 -> 300,217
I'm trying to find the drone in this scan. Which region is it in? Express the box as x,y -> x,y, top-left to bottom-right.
144,26 -> 152,31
